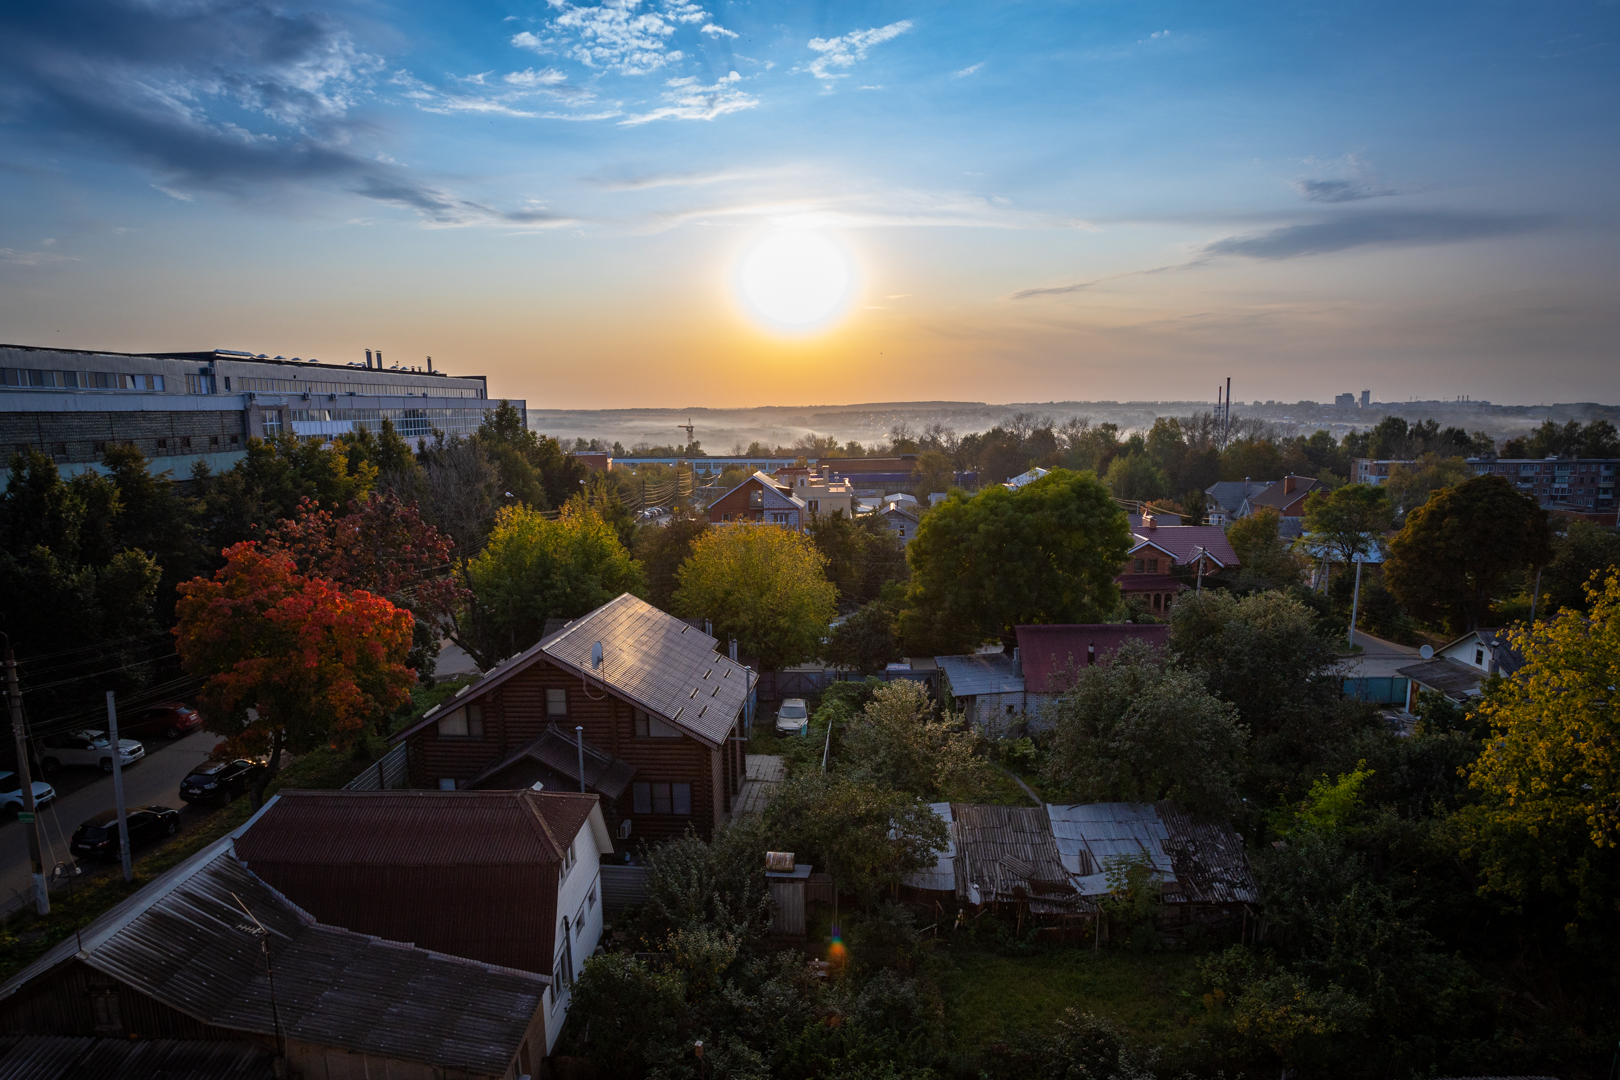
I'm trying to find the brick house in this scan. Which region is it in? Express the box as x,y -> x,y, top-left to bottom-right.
706,470 -> 808,529
1117,516 -> 1238,613
394,594 -> 755,844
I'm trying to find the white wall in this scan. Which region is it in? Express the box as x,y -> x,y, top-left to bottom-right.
545,810 -> 613,1054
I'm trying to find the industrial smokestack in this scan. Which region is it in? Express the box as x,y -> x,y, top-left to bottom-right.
365,348 -> 372,369
427,356 -> 433,374
376,350 -> 383,369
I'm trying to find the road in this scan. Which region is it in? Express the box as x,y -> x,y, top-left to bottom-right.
0,729 -> 222,915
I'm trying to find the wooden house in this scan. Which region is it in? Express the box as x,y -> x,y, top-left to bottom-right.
706,471 -> 808,528
395,594 -> 755,844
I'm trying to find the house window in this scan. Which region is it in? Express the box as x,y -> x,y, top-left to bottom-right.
547,688 -> 568,716
586,882 -> 597,912
1147,558 -> 1158,573
1133,558 -> 1145,573
156,438 -> 168,450
633,709 -> 681,738
1475,648 -> 1484,666
93,440 -> 107,454
808,499 -> 819,513
438,778 -> 457,790
554,917 -> 574,999
436,703 -> 483,738
576,899 -> 588,936
209,435 -> 219,446
769,512 -> 789,524
180,435 -> 191,449
91,990 -> 122,1032
561,836 -> 576,879
633,782 -> 692,815
229,434 -> 240,445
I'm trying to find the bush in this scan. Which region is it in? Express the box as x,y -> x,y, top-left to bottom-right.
636,818 -> 772,945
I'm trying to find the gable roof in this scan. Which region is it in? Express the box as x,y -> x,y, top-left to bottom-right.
1127,524 -> 1239,568
714,471 -> 807,511
1244,475 -> 1322,516
935,652 -> 1024,697
1015,624 -> 1171,694
0,841 -> 545,1078
399,594 -> 754,748
471,725 -> 637,800
1205,479 -> 1272,513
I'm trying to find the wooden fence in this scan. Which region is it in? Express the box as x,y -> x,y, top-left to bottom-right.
600,864 -> 651,915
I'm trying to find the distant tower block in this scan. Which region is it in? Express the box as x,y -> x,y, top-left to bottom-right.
1360,390 -> 1370,408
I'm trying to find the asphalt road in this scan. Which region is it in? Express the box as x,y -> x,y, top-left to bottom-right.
0,729 -> 223,916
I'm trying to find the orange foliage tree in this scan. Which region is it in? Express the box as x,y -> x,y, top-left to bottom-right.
174,542 -> 416,800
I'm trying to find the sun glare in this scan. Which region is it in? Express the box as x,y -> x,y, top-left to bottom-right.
735,229 -> 854,332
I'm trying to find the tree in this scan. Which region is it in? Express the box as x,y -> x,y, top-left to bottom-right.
1384,453 -> 1471,523
900,469 -> 1131,654
1104,452 -> 1168,501
473,400 -> 588,510
1461,572 -> 1620,922
763,774 -> 947,906
1385,474 -> 1551,632
173,542 -> 416,801
1040,640 -> 1246,816
1502,418 -> 1620,459
673,525 -> 837,671
634,506 -> 710,611
835,679 -> 990,799
822,597 -> 904,675
1541,520 -> 1620,615
1301,484 -> 1393,568
1226,507 -> 1304,586
909,449 -> 956,499
807,509 -> 907,609
464,503 -> 644,666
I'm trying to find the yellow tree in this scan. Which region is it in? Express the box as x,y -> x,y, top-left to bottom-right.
1462,571 -> 1620,920
673,525 -> 837,671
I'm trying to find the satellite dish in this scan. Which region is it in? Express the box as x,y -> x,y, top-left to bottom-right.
1419,645 -> 1434,660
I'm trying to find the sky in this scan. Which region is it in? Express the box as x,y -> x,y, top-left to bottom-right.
1,0 -> 1618,409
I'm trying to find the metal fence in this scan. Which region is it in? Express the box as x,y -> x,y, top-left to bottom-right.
756,668 -> 939,699
600,864 -> 650,915
343,742 -> 410,791
1342,677 -> 1409,706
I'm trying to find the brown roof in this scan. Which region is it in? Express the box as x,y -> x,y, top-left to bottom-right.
951,803 -> 1091,915
1015,624 -> 1172,694
235,790 -> 600,976
471,725 -> 637,800
1245,474 -> 1322,516
1128,524 -> 1239,568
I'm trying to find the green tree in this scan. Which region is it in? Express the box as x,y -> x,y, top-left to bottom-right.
835,679 -> 990,799
1227,507 -> 1304,586
465,503 -> 644,665
909,449 -> 956,500
1383,453 -> 1471,523
822,597 -> 904,675
674,525 -> 837,671
1040,640 -> 1246,816
900,469 -> 1131,654
1541,520 -> 1620,615
1103,452 -> 1168,501
1460,572 -> 1620,922
474,400 -> 588,510
1301,483 -> 1393,569
634,506 -> 710,611
1385,474 -> 1551,632
808,510 -> 907,609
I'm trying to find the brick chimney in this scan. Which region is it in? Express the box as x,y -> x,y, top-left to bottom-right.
1283,475 -> 1297,495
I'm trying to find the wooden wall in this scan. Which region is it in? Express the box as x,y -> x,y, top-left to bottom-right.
0,959 -> 249,1042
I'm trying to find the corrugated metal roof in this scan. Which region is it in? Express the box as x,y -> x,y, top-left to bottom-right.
0,844 -> 546,1078
1397,657 -> 1486,699
1154,801 -> 1258,904
952,803 -> 1090,914
0,1037 -> 275,1080
900,803 -> 957,893
1046,802 -> 1173,895
471,726 -> 636,801
544,593 -> 754,746
1015,625 -> 1171,694
235,788 -> 594,867
935,654 -> 1024,697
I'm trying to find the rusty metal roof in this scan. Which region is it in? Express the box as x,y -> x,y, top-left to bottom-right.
951,803 -> 1090,914
0,1036 -> 275,1080
0,841 -> 546,1078
471,725 -> 636,800
1015,625 -> 1172,694
235,788 -> 596,867
1155,801 -> 1258,904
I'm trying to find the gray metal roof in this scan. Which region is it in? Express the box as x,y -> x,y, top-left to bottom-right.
1047,802 -> 1173,894
900,802 -> 957,893
1155,801 -> 1258,904
952,803 -> 1090,914
1398,657 -> 1486,700
0,1037 -> 274,1080
935,653 -> 1025,697
544,593 -> 755,746
1205,479 -> 1272,512
0,841 -> 546,1078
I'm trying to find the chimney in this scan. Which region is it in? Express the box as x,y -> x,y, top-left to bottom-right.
365,348 -> 372,369
376,350 -> 383,368
1144,512 -> 1156,529
1284,475 -> 1296,495
1011,647 -> 1021,677
729,639 -> 739,663
427,356 -> 433,373
1087,643 -> 1096,666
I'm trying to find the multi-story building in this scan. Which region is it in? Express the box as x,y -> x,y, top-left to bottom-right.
780,464 -> 856,518
1,343 -> 518,483
1354,455 -> 1617,518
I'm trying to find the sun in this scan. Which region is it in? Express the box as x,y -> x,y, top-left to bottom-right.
734,229 -> 855,332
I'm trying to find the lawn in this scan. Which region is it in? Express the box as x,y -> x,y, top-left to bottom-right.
935,942 -> 1210,1064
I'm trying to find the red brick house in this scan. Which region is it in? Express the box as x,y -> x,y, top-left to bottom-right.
394,594 -> 755,844
1117,517 -> 1238,613
706,470 -> 808,529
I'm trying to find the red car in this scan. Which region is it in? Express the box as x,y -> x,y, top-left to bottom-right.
119,703 -> 205,741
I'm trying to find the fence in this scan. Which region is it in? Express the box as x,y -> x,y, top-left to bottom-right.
1342,676 -> 1409,706
343,742 -> 410,791
756,668 -> 939,700
600,864 -> 650,915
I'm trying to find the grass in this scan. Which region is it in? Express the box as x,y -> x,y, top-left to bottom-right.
935,942 -> 1209,1064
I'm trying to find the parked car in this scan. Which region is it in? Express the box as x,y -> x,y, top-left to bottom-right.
775,698 -> 810,736
179,759 -> 266,804
0,771 -> 55,815
69,805 -> 180,858
118,702 -> 205,741
37,731 -> 145,775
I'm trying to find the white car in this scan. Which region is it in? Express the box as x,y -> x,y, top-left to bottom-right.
37,730 -> 146,775
775,698 -> 810,736
0,770 -> 55,814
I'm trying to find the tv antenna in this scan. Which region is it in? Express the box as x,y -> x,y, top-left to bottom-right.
231,892 -> 286,1060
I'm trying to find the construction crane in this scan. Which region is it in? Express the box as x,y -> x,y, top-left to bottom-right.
677,419 -> 695,445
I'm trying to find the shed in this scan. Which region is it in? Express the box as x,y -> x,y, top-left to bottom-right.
934,654 -> 1026,736
951,804 -> 1090,919
766,862 -> 812,937
1046,802 -> 1174,897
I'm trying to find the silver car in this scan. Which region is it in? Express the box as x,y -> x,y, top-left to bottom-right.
38,730 -> 146,775
0,771 -> 55,814
774,698 -> 810,736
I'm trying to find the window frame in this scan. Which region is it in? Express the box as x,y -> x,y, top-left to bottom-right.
546,688 -> 568,717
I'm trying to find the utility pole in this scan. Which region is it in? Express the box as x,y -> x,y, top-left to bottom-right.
4,639 -> 48,914
1224,376 -> 1232,447
1529,566 -> 1543,625
106,692 -> 133,883
1348,554 -> 1364,649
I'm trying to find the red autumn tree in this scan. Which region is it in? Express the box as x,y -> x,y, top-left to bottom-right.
260,492 -> 456,600
174,542 -> 416,802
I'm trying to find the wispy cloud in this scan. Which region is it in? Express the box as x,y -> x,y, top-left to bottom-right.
620,71 -> 757,125
584,166 -> 787,190
806,21 -> 913,83
1203,211 -> 1546,259
526,0 -> 718,76
701,23 -> 738,38
0,248 -> 77,266
953,62 -> 983,77
152,184 -> 195,202
1293,177 -> 1398,203
638,185 -> 1083,233
397,67 -> 609,120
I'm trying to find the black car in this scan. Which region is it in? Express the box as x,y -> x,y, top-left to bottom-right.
179,759 -> 266,804
70,805 -> 179,859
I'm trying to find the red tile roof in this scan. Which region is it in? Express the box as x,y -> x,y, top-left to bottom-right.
1015,624 -> 1172,694
1128,524 -> 1239,568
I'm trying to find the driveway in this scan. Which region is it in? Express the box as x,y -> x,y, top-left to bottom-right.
0,729 -> 223,916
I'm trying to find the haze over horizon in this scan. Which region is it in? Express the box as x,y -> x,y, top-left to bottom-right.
3,0 -> 1618,408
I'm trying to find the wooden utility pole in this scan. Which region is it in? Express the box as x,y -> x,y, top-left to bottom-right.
106,693 -> 133,883
4,640 -> 48,914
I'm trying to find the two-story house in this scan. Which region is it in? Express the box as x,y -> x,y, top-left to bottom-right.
706,470 -> 808,528
781,465 -> 856,518
235,788 -> 613,1054
395,593 -> 755,845
1117,516 -> 1239,613
1204,479 -> 1274,527
1240,474 -> 1323,535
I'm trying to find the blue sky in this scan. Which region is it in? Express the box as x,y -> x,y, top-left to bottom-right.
2,0 -> 1617,407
